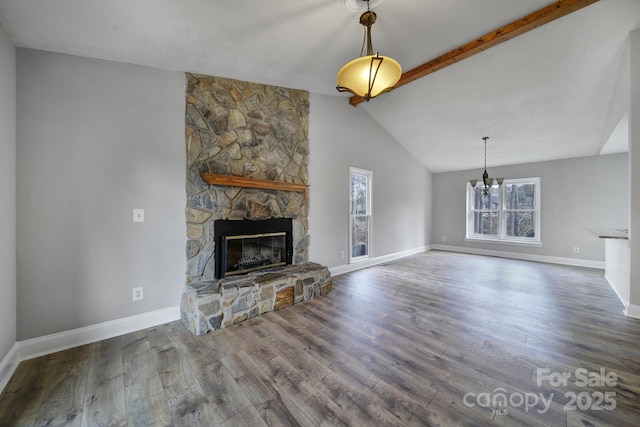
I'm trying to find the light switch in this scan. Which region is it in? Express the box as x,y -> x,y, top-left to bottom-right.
133,209 -> 144,222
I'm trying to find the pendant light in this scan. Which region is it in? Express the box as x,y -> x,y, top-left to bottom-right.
470,137 -> 503,196
336,1 -> 402,101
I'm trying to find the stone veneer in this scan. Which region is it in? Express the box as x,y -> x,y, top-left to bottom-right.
181,73 -> 331,335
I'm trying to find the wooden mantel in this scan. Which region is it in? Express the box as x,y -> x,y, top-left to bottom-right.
201,173 -> 309,192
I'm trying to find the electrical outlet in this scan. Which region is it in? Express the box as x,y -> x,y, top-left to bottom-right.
340,250 -> 345,259
133,209 -> 144,223
573,247 -> 580,254
132,286 -> 143,301
442,236 -> 447,242
403,239 -> 407,246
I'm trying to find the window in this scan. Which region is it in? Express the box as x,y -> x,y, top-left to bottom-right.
350,167 -> 372,262
466,178 -> 540,245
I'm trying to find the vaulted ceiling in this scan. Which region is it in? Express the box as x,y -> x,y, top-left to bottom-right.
0,0 -> 638,172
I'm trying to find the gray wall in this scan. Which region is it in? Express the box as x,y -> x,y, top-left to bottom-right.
16,50 -> 186,340
308,94 -> 431,268
432,153 -> 629,262
0,25 -> 16,363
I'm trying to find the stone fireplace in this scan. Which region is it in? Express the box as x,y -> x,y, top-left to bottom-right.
180,74 -> 331,335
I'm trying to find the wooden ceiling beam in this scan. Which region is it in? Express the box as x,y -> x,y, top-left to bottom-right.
348,0 -> 600,107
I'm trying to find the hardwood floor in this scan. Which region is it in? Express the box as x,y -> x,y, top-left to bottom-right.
1,251 -> 640,426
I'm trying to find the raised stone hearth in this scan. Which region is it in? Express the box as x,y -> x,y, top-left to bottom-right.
181,263 -> 331,335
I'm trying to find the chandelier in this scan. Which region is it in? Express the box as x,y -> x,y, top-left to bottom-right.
336,1 -> 402,101
470,137 -> 503,196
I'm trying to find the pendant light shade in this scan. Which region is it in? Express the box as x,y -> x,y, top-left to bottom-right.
337,54 -> 402,100
336,4 -> 401,101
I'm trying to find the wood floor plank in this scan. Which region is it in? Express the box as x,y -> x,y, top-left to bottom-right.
273,305 -> 316,330
220,405 -> 268,427
83,336 -> 127,427
122,347 -> 156,389
315,372 -> 405,426
166,386 -> 221,427
121,332 -> 157,389
221,351 -> 301,426
259,355 -> 350,426
189,357 -> 251,423
525,332 -> 640,375
82,371 -> 126,427
223,321 -> 282,369
565,401 -> 640,427
0,356 -> 53,425
422,389 -> 496,426
365,379 -> 440,427
33,345 -> 91,427
232,315 -> 332,386
125,374 -> 172,427
269,316 -> 381,394
87,336 -> 123,380
3,251 -> 640,426
310,323 -> 442,406
147,325 -> 200,401
166,321 -> 215,359
255,316 -> 332,383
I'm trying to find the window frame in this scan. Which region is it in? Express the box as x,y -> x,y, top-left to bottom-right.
349,167 -> 372,263
466,177 -> 541,246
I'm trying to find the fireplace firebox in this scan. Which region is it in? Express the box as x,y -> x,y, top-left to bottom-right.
214,218 -> 293,279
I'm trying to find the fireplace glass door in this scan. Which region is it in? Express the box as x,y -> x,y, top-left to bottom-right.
225,232 -> 287,276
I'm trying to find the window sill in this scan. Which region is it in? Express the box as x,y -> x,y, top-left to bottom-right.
465,236 -> 543,247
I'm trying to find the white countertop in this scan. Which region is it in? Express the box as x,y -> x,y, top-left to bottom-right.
587,228 -> 629,240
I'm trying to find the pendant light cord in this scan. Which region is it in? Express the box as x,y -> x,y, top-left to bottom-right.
359,0 -> 370,56
483,136 -> 489,172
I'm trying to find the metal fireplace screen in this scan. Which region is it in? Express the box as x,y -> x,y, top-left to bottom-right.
225,232 -> 286,276
214,219 -> 293,279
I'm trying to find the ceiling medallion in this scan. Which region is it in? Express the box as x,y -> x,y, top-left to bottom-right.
342,0 -> 385,12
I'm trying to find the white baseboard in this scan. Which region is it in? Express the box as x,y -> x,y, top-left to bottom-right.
329,245 -> 430,276
430,244 -> 605,270
328,244 -> 604,277
0,343 -> 19,394
623,304 -> 640,320
1,305 -> 180,393
15,305 -> 180,368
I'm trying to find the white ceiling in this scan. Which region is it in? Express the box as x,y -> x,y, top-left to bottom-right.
0,0 -> 638,172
